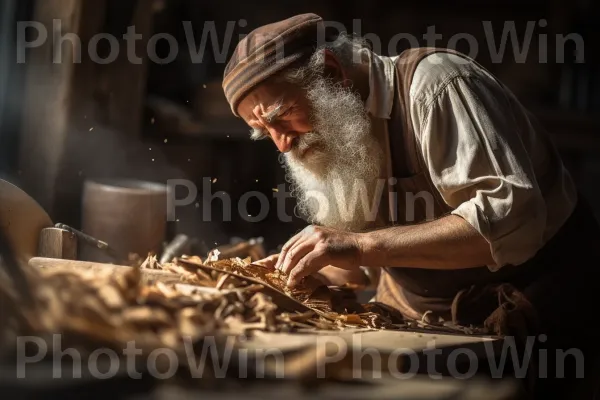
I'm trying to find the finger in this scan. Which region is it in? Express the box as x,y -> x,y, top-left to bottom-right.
287,250 -> 327,288
253,254 -> 279,269
275,232 -> 302,270
275,228 -> 310,270
279,239 -> 317,276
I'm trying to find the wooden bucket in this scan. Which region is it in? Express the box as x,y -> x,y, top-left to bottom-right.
81,179 -> 168,262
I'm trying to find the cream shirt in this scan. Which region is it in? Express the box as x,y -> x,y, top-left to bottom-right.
362,49 -> 578,271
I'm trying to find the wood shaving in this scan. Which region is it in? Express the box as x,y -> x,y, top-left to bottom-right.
0,254 -> 404,369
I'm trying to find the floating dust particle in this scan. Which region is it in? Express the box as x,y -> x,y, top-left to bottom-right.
188,159 -> 191,162
202,84 -> 207,88
152,159 -> 155,162
272,188 -> 279,192
78,171 -> 83,177
151,118 -> 155,124
149,148 -> 152,151
212,178 -> 217,183
255,179 -> 259,183
195,203 -> 200,208
164,139 -> 168,143
89,127 -> 94,132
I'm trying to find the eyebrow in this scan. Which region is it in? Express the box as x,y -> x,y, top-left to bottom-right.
247,99 -> 286,141
249,127 -> 268,141
260,100 -> 284,123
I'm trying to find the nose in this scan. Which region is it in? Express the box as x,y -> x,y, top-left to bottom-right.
269,127 -> 295,153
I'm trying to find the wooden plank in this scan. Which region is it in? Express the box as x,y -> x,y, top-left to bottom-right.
245,329 -> 497,353
18,0 -> 84,212
244,329 -> 503,378
28,257 -> 183,284
38,228 -> 78,260
19,0 -> 157,224
55,0 -> 157,226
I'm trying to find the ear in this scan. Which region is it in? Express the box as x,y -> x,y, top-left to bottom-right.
322,49 -> 349,86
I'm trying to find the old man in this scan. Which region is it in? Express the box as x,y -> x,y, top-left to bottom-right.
222,13 -> 599,392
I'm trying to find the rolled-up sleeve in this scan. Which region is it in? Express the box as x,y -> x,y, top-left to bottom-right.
413,74 -> 547,271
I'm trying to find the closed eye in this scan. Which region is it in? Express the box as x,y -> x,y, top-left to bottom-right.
279,105 -> 295,118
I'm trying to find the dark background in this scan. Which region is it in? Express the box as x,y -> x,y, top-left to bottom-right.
0,0 -> 599,253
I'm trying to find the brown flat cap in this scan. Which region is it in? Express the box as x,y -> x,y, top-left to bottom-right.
223,13 -> 324,116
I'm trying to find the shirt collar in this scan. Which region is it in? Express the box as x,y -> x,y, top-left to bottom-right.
362,48 -> 396,119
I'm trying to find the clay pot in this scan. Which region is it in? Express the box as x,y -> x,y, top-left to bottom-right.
81,179 -> 168,263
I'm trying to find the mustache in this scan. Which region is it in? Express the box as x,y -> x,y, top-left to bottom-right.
292,132 -> 323,155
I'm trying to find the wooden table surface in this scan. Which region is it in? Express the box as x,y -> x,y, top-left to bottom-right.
23,257 -> 516,398
243,329 -> 503,377
245,329 -> 498,352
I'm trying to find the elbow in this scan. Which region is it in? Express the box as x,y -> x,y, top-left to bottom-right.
453,192 -> 547,270
488,201 -> 547,269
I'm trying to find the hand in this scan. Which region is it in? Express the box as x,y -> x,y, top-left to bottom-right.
274,225 -> 367,287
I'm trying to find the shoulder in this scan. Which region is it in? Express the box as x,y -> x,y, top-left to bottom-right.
408,50 -> 497,106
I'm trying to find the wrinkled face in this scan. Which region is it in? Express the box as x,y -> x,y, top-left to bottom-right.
237,79 -> 318,160
236,67 -> 384,231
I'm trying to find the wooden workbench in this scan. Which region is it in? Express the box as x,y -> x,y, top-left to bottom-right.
242,328 -> 504,376
29,257 -> 505,360
27,257 -> 517,398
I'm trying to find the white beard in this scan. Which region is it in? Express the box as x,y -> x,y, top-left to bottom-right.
283,76 -> 384,232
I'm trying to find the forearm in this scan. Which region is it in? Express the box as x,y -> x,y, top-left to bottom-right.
360,215 -> 494,269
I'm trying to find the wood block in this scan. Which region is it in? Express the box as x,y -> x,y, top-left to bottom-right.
38,228 -> 77,260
